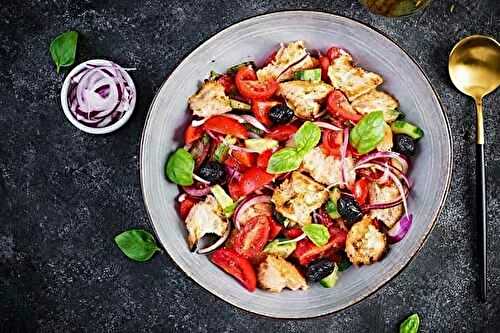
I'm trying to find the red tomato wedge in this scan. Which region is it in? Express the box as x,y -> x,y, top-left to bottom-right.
268,218 -> 283,240
265,124 -> 298,142
251,100 -> 280,127
232,150 -> 256,168
293,229 -> 347,266
354,177 -> 370,205
184,125 -> 204,145
256,149 -> 273,169
239,167 -> 275,196
233,215 -> 271,259
204,116 -> 249,139
283,227 -> 303,239
235,66 -> 278,101
320,129 -> 343,157
210,248 -> 257,292
326,47 -> 342,61
216,74 -> 236,95
319,55 -> 330,82
228,177 -> 243,199
178,196 -> 199,219
326,90 -> 362,122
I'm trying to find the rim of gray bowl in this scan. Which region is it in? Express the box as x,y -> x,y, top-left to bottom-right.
139,10 -> 453,319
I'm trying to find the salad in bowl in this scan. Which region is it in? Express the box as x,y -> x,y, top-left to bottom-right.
165,40 -> 423,293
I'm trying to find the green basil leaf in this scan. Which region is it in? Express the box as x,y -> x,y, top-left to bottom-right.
400,313 -> 420,333
266,147 -> 302,174
349,111 -> 386,154
165,148 -> 194,185
114,229 -> 160,262
294,121 -> 321,154
302,224 -> 330,247
49,31 -> 78,73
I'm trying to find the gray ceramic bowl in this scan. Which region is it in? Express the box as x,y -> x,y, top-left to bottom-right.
140,11 -> 452,318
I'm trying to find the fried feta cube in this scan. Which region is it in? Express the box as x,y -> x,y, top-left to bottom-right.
302,147 -> 356,186
278,80 -> 333,119
272,172 -> 328,226
345,216 -> 387,265
188,81 -> 231,118
327,52 -> 383,101
368,182 -> 403,228
258,255 -> 308,292
184,195 -> 228,250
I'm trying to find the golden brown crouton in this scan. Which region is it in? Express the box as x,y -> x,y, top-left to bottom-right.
278,80 -> 333,119
345,216 -> 387,265
258,255 -> 308,292
188,81 -> 231,118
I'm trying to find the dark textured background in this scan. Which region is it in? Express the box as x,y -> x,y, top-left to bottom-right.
1,0 -> 499,332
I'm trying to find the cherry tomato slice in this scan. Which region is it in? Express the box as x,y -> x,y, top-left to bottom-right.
320,129 -> 343,157
217,74 -> 236,95
239,167 -> 275,196
293,232 -> 347,266
319,55 -> 330,82
233,215 -> 271,259
204,116 -> 249,139
235,66 -> 278,101
184,125 -> 204,145
283,227 -> 303,239
251,100 -> 279,127
232,150 -> 256,168
326,47 -> 342,61
326,90 -> 362,123
210,248 -> 257,292
265,124 -> 298,142
256,150 -> 273,169
228,176 -> 243,199
268,218 -> 283,240
353,177 -> 370,205
178,196 -> 198,219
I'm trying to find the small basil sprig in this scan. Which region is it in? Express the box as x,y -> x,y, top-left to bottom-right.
166,148 -> 195,186
400,313 -> 420,333
49,31 -> 78,73
267,121 -> 321,174
349,111 -> 386,154
302,224 -> 330,247
114,229 -> 161,262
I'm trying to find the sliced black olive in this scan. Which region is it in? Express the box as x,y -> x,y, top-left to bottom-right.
269,104 -> 294,124
337,195 -> 363,225
393,134 -> 416,156
198,161 -> 225,183
306,259 -> 335,282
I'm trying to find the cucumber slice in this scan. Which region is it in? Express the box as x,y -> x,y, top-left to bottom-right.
294,68 -> 321,81
244,138 -> 278,153
229,99 -> 251,110
391,120 -> 424,140
227,61 -> 256,74
320,263 -> 339,288
264,238 -> 297,258
210,185 -> 235,217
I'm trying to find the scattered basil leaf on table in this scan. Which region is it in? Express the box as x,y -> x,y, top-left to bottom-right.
294,121 -> 321,153
49,31 -> 78,73
400,313 -> 420,333
349,111 -> 386,154
266,122 -> 320,174
166,148 -> 195,185
302,224 -> 330,247
114,229 -> 160,262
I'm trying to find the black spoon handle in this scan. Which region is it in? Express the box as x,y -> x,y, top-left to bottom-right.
476,143 -> 487,302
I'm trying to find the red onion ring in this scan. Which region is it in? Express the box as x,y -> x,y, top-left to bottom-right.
356,151 -> 409,174
387,214 -> 413,244
314,121 -> 343,132
240,115 -> 269,133
228,144 -> 256,153
340,127 -> 349,189
192,174 -> 210,184
233,195 -> 272,229
182,184 -> 211,197
197,223 -> 231,254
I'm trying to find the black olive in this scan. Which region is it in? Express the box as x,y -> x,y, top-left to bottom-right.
198,161 -> 225,183
393,134 -> 416,156
268,105 -> 294,124
306,259 -> 335,282
337,195 -> 363,225
273,210 -> 287,225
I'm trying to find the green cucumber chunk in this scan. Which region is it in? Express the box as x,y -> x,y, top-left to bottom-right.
320,263 -> 339,288
294,68 -> 321,81
245,138 -> 278,153
229,99 -> 251,110
210,185 -> 234,217
264,238 -> 297,258
391,120 -> 424,140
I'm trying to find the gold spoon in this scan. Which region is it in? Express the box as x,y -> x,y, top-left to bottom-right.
449,35 -> 500,302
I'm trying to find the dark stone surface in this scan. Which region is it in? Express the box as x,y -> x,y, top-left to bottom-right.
1,0 -> 499,332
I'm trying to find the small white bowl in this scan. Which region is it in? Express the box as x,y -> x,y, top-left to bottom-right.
60,59 -> 136,134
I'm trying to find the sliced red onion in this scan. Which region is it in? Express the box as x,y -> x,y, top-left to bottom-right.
197,223 -> 231,254
222,113 -> 246,123
313,109 -> 327,119
192,174 -> 210,184
355,163 -> 409,217
240,115 -> 269,133
362,187 -> 409,210
205,130 -> 222,142
233,195 -> 272,229
356,151 -> 409,174
191,118 -> 208,127
314,121 -> 343,132
67,61 -> 134,128
369,161 -> 412,189
277,233 -> 306,245
182,184 -> 211,197
387,214 -> 413,244
178,193 -> 187,202
340,127 -> 349,189
228,144 -> 256,153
